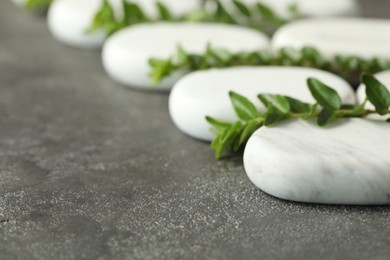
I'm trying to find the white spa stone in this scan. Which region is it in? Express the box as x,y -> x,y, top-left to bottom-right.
48,0 -> 121,49
47,0 -> 200,49
356,70 -> 390,120
244,118 -> 390,205
102,23 -> 270,90
219,0 -> 359,19
169,67 -> 355,141
272,18 -> 390,59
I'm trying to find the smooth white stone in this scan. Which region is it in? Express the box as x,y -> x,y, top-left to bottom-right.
48,0 -> 120,49
47,0 -> 200,49
244,118 -> 390,205
219,0 -> 359,19
102,23 -> 270,90
357,70 -> 390,120
169,66 -> 355,141
272,18 -> 390,59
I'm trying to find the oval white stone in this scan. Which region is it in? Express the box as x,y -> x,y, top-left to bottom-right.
48,0 -> 120,49
244,118 -> 390,205
218,0 -> 359,19
47,0 -> 200,49
356,70 -> 390,120
102,23 -> 270,90
169,66 -> 355,141
272,18 -> 390,59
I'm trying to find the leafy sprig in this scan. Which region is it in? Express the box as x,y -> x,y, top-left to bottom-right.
207,74 -> 390,159
188,0 -> 296,33
89,0 -> 297,37
149,45 -> 390,85
89,0 -> 176,36
25,0 -> 52,11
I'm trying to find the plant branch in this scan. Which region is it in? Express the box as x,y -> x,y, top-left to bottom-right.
149,45 -> 390,86
207,75 -> 390,159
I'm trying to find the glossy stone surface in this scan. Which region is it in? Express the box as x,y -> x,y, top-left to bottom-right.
170,67 -> 355,141
272,18 -> 390,59
244,119 -> 390,205
102,23 -> 269,90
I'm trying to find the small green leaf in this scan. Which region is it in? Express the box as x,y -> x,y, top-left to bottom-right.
206,116 -> 232,134
209,48 -> 232,64
25,0 -> 52,10
302,46 -> 326,67
264,113 -> 286,126
256,2 -> 285,26
156,1 -> 173,20
362,74 -> 390,115
387,118 -> 390,123
123,1 -> 149,23
233,0 -> 252,17
229,92 -> 259,121
340,104 -> 357,110
176,45 -> 189,65
148,58 -> 173,85
233,120 -> 262,151
307,78 -> 342,111
318,108 -> 334,126
89,0 -> 119,34
215,1 -> 237,24
214,122 -> 243,159
285,96 -> 311,113
258,94 -> 291,115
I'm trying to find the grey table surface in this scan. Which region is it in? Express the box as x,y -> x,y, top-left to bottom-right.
1,1 -> 390,260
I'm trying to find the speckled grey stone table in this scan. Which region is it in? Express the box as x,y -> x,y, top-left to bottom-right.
0,1 -> 389,259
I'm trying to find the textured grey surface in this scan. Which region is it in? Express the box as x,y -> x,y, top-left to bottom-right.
0,1 -> 390,259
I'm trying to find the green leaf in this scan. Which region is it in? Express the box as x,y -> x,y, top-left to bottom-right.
285,96 -> 311,113
123,1 -> 149,23
89,0 -> 119,34
148,58 -> 173,85
318,108 -> 334,126
25,0 -> 52,10
258,94 -> 291,114
213,122 -> 243,159
387,118 -> 390,123
233,120 -> 262,151
302,46 -> 326,67
340,104 -> 357,110
215,1 -> 237,24
209,48 -> 232,64
362,74 -> 390,115
307,78 -> 342,111
256,2 -> 285,26
233,0 -> 252,17
229,92 -> 259,121
264,113 -> 286,126
156,1 -> 173,20
176,45 -> 189,65
206,116 -> 232,134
